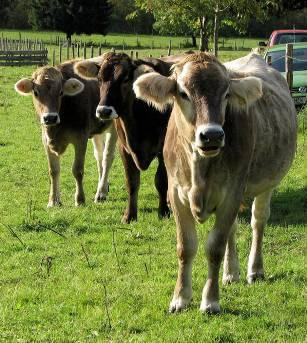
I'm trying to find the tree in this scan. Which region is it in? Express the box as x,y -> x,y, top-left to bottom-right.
30,0 -> 112,42
136,0 -> 267,53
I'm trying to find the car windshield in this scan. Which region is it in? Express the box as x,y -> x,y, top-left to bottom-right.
267,48 -> 307,72
276,33 -> 307,44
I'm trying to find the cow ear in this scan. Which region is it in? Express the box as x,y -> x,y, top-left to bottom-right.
15,78 -> 33,95
74,61 -> 100,79
133,72 -> 176,112
63,78 -> 84,96
228,76 -> 262,110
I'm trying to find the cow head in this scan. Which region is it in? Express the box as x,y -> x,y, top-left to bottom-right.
133,52 -> 262,158
15,66 -> 84,127
74,52 -> 155,121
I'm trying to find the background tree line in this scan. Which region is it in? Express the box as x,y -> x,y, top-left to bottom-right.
0,0 -> 306,46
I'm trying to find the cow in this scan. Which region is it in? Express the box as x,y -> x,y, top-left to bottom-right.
133,52 -> 297,313
14,60 -> 117,207
74,52 -> 175,223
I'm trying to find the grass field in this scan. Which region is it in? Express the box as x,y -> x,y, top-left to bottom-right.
0,33 -> 306,342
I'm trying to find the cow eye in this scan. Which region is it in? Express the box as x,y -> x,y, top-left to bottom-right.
123,77 -> 130,84
33,89 -> 39,97
179,90 -> 189,100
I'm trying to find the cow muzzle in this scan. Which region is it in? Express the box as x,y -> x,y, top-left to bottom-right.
195,124 -> 225,157
41,112 -> 60,126
96,105 -> 118,120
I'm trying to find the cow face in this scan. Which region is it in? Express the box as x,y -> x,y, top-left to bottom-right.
74,53 -> 155,121
133,52 -> 262,158
15,67 -> 84,127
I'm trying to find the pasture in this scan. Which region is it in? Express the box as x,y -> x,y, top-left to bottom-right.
0,33 -> 306,342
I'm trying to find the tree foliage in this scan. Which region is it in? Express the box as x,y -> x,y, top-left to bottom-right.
30,0 -> 112,41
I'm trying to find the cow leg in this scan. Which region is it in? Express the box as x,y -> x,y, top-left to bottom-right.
155,154 -> 170,219
223,218 -> 240,285
72,140 -> 87,206
92,125 -> 117,202
200,206 -> 238,314
169,187 -> 197,313
247,189 -> 273,284
45,146 -> 61,208
119,144 -> 140,223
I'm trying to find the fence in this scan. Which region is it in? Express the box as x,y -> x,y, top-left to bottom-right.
0,38 -> 48,66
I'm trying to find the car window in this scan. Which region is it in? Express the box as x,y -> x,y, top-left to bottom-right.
276,33 -> 307,44
267,48 -> 307,72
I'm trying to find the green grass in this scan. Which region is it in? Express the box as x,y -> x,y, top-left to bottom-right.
0,37 -> 306,342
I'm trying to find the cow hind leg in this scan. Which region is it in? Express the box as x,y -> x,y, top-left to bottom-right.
72,141 -> 87,206
169,187 -> 197,313
223,218 -> 240,285
155,154 -> 170,219
247,189 -> 273,284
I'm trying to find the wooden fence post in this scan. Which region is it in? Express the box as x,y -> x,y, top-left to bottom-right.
286,43 -> 293,90
267,55 -> 272,66
90,45 -> 94,58
83,44 -> 86,59
59,43 -> 62,63
99,44 -> 102,56
168,39 -> 172,56
52,50 -> 56,66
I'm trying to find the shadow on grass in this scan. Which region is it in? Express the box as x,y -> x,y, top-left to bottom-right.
240,186 -> 307,227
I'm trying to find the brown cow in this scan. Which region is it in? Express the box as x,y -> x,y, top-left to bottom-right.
74,53 -> 174,223
134,52 -> 297,313
15,60 -> 117,207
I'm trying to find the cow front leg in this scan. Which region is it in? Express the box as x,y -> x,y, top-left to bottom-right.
200,206 -> 238,314
45,146 -> 61,208
247,189 -> 273,284
155,154 -> 170,219
92,124 -> 117,202
72,141 -> 87,206
223,218 -> 240,285
169,187 -> 197,313
119,144 -> 140,223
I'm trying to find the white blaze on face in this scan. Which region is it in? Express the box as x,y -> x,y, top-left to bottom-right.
96,105 -> 119,119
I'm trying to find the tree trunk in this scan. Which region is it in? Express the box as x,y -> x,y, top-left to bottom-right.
199,16 -> 209,51
66,32 -> 72,46
191,34 -> 197,48
213,6 -> 220,57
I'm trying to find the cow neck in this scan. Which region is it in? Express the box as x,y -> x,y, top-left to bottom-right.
116,99 -> 139,153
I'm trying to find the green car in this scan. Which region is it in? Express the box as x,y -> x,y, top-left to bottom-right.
264,43 -> 307,107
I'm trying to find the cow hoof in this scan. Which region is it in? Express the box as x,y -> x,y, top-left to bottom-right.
121,213 -> 137,224
47,200 -> 62,208
94,193 -> 107,203
199,300 -> 221,314
169,296 -> 191,313
158,206 -> 171,219
247,272 -> 265,284
222,273 -> 240,285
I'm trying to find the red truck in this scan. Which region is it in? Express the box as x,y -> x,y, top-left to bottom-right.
259,29 -> 307,47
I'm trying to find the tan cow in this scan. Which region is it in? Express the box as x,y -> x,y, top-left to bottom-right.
15,60 -> 117,207
134,52 -> 297,313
